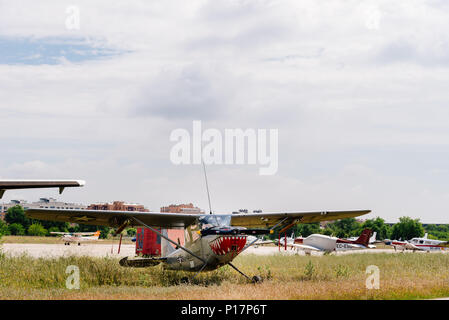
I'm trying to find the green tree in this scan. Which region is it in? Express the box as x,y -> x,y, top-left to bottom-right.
28,223 -> 47,236
360,217 -> 391,240
5,205 -> 31,230
126,228 -> 137,237
32,220 -> 69,233
325,218 -> 362,238
390,216 -> 424,240
0,219 -> 9,238
294,223 -> 322,237
423,224 -> 449,241
8,223 -> 25,235
48,226 -> 61,235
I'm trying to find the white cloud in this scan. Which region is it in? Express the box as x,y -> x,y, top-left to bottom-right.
1,1 -> 449,223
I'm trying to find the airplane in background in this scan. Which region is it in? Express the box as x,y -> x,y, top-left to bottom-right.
0,180 -> 85,199
278,229 -> 374,254
50,230 -> 101,246
245,235 -> 275,248
346,231 -> 378,248
385,233 -> 449,252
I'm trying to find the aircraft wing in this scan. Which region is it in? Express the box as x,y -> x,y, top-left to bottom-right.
72,232 -> 99,236
289,243 -> 322,251
230,210 -> 371,228
26,208 -> 370,230
0,180 -> 85,198
26,208 -> 200,229
402,242 -> 425,251
276,242 -> 322,251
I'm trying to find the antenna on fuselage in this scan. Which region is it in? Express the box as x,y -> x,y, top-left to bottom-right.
202,160 -> 213,215
201,139 -> 220,227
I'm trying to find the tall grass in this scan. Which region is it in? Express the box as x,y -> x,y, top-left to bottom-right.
0,252 -> 448,299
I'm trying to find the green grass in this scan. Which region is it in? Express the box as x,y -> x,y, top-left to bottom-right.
0,252 -> 448,299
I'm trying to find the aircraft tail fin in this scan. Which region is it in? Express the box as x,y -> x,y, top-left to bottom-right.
354,228 -> 373,247
369,231 -> 377,243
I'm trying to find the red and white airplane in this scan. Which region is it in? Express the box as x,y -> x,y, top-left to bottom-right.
385,234 -> 449,252
50,230 -> 101,246
346,231 -> 378,248
278,229 -> 374,253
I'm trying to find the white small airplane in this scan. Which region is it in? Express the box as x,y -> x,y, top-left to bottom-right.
385,233 -> 449,252
278,229 -> 374,254
50,230 -> 101,246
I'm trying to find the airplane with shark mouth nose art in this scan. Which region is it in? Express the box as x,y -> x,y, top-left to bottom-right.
26,206 -> 370,282
23,158 -> 370,282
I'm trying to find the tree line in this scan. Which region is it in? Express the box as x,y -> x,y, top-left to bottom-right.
0,205 -> 110,239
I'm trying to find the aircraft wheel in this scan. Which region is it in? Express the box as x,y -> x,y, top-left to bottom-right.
78,243 -> 81,246
181,277 -> 189,284
252,275 -> 262,283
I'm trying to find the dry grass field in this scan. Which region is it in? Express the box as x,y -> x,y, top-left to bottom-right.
0,250 -> 448,300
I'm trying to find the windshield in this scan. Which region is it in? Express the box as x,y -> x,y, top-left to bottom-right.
198,215 -> 231,229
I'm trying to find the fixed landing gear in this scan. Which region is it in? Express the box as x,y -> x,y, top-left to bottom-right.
228,262 -> 263,284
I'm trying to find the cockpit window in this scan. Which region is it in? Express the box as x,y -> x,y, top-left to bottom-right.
198,215 -> 231,229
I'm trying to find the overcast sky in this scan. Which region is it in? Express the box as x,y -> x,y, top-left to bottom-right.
1,0 -> 449,223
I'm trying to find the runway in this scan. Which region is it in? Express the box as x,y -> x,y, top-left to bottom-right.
3,243 -> 443,258
2,243 -> 136,258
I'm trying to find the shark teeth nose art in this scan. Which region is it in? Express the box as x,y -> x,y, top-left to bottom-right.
209,236 -> 247,256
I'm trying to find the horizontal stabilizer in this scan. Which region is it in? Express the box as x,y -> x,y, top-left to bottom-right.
119,256 -> 167,268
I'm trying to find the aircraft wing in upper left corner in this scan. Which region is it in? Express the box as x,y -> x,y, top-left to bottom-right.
0,180 -> 85,198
